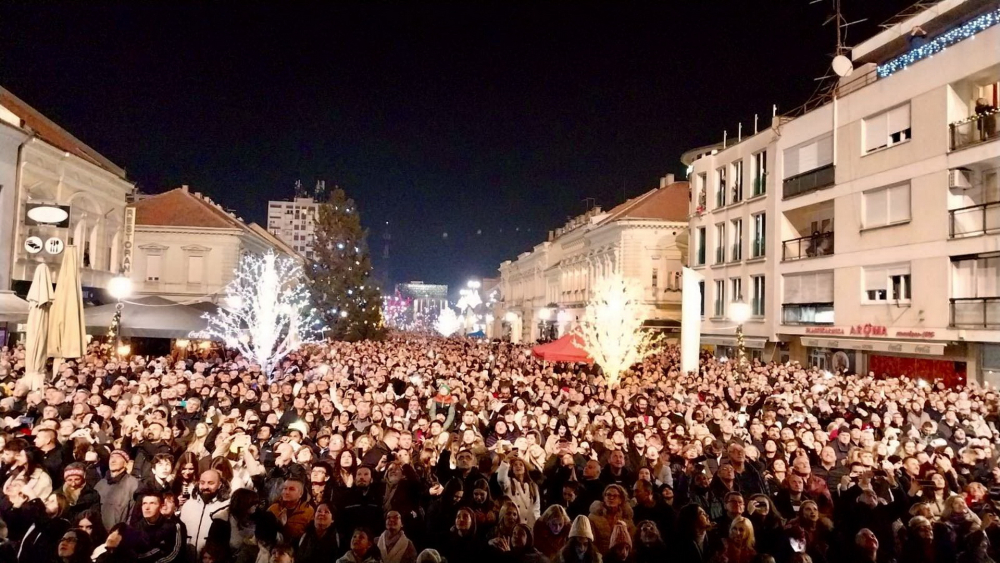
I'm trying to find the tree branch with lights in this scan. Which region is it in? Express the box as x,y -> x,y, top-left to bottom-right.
199,250 -> 325,378
579,273 -> 663,387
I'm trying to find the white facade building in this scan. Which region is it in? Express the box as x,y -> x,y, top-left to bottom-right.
686,0 -> 1000,384
0,86 -> 134,299
132,186 -> 301,302
496,178 -> 689,343
267,197 -> 320,259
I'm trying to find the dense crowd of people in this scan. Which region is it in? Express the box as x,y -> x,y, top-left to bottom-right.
0,335 -> 997,563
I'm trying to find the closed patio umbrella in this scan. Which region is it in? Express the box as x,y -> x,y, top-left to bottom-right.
22,264 -> 53,391
47,246 -> 86,377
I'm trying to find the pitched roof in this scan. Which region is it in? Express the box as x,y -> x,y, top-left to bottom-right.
135,187 -> 248,230
600,181 -> 690,224
0,86 -> 126,179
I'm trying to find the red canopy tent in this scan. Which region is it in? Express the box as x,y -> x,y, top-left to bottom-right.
531,333 -> 593,364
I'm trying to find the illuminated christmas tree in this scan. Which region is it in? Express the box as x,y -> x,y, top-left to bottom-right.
580,273 -> 662,387
306,187 -> 385,341
201,251 -> 324,378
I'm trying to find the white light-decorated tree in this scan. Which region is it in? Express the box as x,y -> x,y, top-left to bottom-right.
201,251 -> 325,378
435,307 -> 462,337
580,272 -> 662,387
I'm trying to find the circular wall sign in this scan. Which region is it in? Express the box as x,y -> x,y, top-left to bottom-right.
45,238 -> 65,255
24,237 -> 43,254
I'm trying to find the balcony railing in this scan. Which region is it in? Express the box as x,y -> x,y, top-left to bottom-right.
782,231 -> 834,261
950,297 -> 1000,328
752,174 -> 767,197
783,164 -> 835,199
751,237 -> 766,258
782,302 -> 834,325
950,112 -> 999,151
949,201 -> 1000,238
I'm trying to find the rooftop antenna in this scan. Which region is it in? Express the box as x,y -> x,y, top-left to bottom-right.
582,197 -> 597,211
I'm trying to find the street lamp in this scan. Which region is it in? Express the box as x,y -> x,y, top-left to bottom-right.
107,274 -> 132,358
730,299 -> 751,376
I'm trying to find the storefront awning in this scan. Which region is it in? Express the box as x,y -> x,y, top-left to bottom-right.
702,335 -> 767,349
800,336 -> 945,356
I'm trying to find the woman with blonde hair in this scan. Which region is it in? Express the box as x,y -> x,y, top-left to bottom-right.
723,516 -> 757,563
533,504 -> 571,559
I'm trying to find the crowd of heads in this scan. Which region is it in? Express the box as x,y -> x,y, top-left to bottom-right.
0,335 -> 998,563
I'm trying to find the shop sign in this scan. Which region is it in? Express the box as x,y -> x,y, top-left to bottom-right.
805,327 -> 845,335
895,330 -> 936,339
800,336 -> 944,356
850,324 -> 888,337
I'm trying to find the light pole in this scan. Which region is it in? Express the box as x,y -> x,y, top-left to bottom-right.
107,274 -> 132,358
729,299 -> 751,377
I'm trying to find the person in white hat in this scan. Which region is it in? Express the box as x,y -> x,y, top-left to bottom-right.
554,515 -> 601,563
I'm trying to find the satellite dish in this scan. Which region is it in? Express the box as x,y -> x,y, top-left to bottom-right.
832,55 -> 854,77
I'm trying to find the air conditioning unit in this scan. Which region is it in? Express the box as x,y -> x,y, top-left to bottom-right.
949,168 -> 973,189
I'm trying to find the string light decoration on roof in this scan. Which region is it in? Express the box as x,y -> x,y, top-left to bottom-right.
877,8 -> 1000,78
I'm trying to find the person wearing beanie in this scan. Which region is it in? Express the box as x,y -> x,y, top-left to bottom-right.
415,549 -> 445,563
95,449 -> 140,530
554,515 -> 600,563
587,484 -> 635,555
61,462 -> 101,520
604,521 -> 632,563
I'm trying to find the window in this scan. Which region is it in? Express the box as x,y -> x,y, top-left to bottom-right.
731,277 -> 743,302
696,227 -> 707,266
784,134 -> 833,178
187,255 -> 204,284
696,173 -> 708,210
731,218 -> 743,261
783,271 -> 834,304
864,264 -> 911,302
651,268 -> 659,289
952,254 -> 1000,298
732,160 -> 744,203
752,213 -> 766,258
716,167 -> 727,208
864,104 -> 911,153
715,223 -> 726,264
752,275 -> 766,317
863,183 -> 911,228
752,150 -> 767,196
714,280 -> 726,317
146,254 -> 162,282
699,281 -> 706,316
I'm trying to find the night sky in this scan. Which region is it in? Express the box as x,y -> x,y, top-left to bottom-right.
0,1 -> 915,294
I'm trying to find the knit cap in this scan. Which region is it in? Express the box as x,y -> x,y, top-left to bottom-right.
609,520 -> 632,549
568,515 -> 594,540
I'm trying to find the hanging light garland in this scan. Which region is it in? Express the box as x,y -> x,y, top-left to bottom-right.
877,8 -> 1000,78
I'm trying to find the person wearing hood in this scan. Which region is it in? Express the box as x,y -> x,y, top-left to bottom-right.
336,527 -> 383,563
603,521 -> 632,563
587,484 -> 635,555
533,505 -> 571,560
376,511 -> 416,563
632,520 -> 668,563
554,515 -> 601,563
441,507 -> 484,563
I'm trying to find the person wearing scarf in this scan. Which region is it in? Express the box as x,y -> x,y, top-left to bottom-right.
376,511 -> 416,563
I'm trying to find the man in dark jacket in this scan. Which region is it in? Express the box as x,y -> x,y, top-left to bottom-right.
62,463 -> 102,520
361,428 -> 398,468
126,492 -> 183,563
339,466 -> 385,539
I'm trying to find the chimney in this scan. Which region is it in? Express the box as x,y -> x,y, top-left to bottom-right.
660,174 -> 675,188
181,185 -> 189,193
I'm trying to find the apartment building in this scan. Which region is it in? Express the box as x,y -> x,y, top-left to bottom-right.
267,197 -> 320,259
687,0 -> 1000,384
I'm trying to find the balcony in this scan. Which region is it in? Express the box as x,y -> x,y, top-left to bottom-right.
782,302 -> 834,325
782,231 -> 834,261
950,297 -> 1000,329
949,202 -> 1000,238
951,113 -> 999,151
783,164 -> 835,199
